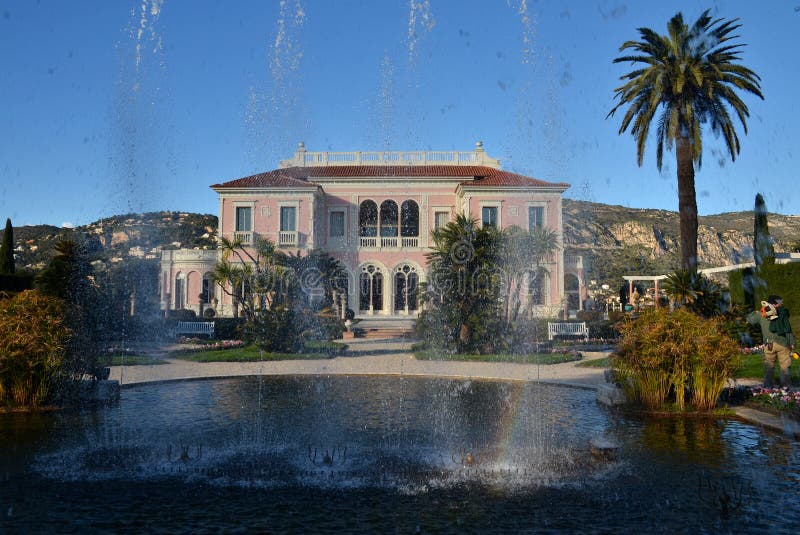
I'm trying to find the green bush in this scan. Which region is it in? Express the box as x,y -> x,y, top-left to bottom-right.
0,290 -> 71,407
615,308 -> 740,411
213,317 -> 246,340
576,309 -> 603,322
167,309 -> 197,321
587,319 -> 620,340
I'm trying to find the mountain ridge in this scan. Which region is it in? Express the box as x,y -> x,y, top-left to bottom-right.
3,201 -> 799,285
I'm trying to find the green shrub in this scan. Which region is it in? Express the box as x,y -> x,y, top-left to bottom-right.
0,290 -> 71,407
245,307 -> 300,353
615,308 -> 740,411
168,309 -> 197,321
576,309 -> 602,322
213,317 -> 246,340
587,319 -> 620,340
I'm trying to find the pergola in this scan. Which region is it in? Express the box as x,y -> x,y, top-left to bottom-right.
622,275 -> 667,308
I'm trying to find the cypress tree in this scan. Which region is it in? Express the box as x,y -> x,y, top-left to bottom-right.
0,218 -> 14,275
753,193 -> 775,266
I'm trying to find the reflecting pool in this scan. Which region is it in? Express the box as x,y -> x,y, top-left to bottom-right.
1,376 -> 798,533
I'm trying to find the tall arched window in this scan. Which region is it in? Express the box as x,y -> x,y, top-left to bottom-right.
394,264 -> 419,312
201,272 -> 215,303
565,273 -> 580,311
359,264 -> 383,312
379,200 -> 398,237
400,200 -> 419,237
359,200 -> 378,237
174,272 -> 186,309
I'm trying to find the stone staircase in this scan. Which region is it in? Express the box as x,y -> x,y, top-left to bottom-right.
353,317 -> 416,339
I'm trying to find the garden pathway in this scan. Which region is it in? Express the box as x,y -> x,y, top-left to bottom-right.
108,337 -> 611,389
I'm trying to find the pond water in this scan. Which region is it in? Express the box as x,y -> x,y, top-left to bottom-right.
1,376 -> 798,533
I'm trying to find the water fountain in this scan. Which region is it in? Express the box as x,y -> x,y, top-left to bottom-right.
2,2 -> 799,533
1,375 -> 799,531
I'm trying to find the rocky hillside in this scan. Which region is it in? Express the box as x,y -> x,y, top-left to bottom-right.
5,212 -> 217,272
4,203 -> 799,286
563,199 -> 800,283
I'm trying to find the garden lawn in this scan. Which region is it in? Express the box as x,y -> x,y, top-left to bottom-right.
576,356 -> 613,368
171,342 -> 346,363
413,350 -> 581,365
736,352 -> 800,384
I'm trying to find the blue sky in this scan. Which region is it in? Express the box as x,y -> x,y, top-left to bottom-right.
1,0 -> 797,227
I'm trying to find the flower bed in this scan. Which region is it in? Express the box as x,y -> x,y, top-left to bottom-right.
748,387 -> 800,419
173,338 -> 246,352
741,344 -> 764,355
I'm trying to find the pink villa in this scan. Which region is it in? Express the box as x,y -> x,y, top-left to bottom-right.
160,143 -> 586,319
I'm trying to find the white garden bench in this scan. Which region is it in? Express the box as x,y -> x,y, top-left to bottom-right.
175,321 -> 215,337
547,322 -> 589,341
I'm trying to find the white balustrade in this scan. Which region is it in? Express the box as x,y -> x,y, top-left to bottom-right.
278,231 -> 297,246
565,255 -> 583,268
281,145 -> 501,169
358,236 -> 421,249
233,231 -> 253,245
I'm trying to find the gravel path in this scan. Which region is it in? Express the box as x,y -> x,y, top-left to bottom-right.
108,337 -> 611,389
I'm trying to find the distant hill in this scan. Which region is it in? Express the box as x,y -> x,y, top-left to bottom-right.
3,203 -> 799,287
562,199 -> 800,284
4,212 -> 217,272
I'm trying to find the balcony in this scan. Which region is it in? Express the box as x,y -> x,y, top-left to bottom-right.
359,236 -> 420,249
233,231 -> 253,245
279,142 -> 502,169
565,255 -> 584,269
279,231 -> 298,246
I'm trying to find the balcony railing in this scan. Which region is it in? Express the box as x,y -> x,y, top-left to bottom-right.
279,142 -> 501,169
359,236 -> 420,249
279,231 -> 298,246
233,231 -> 253,245
565,255 -> 583,268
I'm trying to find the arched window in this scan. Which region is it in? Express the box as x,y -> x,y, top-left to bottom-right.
379,200 -> 398,237
201,272 -> 215,303
359,264 -> 383,312
565,273 -> 581,311
400,200 -> 419,237
359,200 -> 378,237
394,264 -> 419,312
174,272 -> 186,309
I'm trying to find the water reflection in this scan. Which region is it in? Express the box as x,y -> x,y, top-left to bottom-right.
1,376 -> 798,532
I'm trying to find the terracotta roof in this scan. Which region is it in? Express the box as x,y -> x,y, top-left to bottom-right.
211,165 -> 568,189
459,168 -> 569,188
210,169 -> 317,189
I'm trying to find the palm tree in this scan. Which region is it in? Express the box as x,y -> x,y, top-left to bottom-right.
608,9 -> 763,272
424,214 -> 503,351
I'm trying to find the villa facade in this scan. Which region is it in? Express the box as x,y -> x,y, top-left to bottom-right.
160,143 -> 586,319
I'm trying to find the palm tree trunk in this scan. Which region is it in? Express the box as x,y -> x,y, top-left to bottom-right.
676,136 -> 698,272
